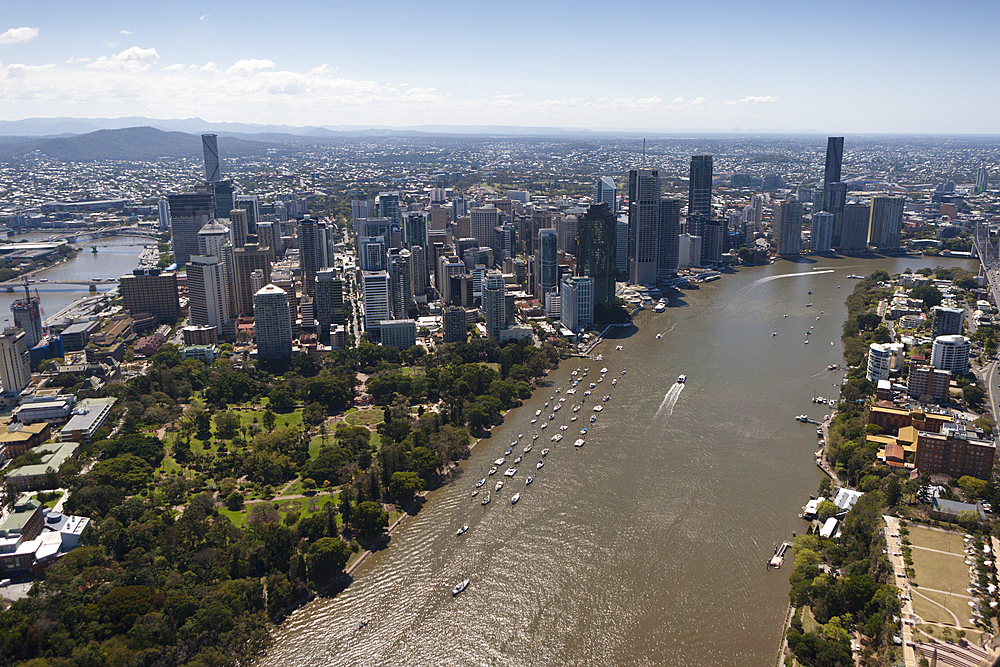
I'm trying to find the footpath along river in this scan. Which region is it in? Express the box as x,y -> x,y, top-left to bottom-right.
260,254 -> 976,667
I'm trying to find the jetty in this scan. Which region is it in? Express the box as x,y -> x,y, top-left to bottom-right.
768,541 -> 793,569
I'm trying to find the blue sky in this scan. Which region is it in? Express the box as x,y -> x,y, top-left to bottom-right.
1,0 -> 998,133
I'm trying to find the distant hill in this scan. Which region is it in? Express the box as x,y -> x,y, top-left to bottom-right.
0,126 -> 285,162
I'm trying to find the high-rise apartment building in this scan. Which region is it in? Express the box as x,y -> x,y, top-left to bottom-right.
811,211 -> 834,253
868,195 -> 905,249
388,248 -> 412,319
701,219 -> 724,266
315,268 -> 345,344
628,169 -> 662,285
442,306 -> 467,343
471,205 -> 500,258
774,201 -> 803,257
0,327 -> 30,395
560,276 -> 593,333
481,271 -> 507,339
616,218 -> 629,275
906,365 -> 951,404
594,177 -> 617,211
361,270 -> 391,335
932,306 -> 964,338
536,228 -> 559,298
914,423 -> 994,481
656,199 -> 680,278
234,195 -> 260,236
10,286 -> 42,349
232,243 -> 273,317
298,216 -> 321,296
578,203 -> 618,310
197,219 -> 230,257
825,182 -> 848,247
202,134 -> 220,184
229,208 -> 248,249
931,335 -> 970,374
253,284 -> 292,360
839,203 -> 871,252
380,319 -> 417,350
688,156 -> 713,218
822,138 -> 844,192
119,269 -> 180,323
168,192 -> 214,267
187,256 -> 230,335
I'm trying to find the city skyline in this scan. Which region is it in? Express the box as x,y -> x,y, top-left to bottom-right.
2,1 -> 999,134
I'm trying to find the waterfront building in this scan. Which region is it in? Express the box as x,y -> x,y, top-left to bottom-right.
119,269 -> 180,323
914,423 -> 994,481
688,156 -> 713,218
774,201 -> 803,257
818,137 -> 844,211
442,306 -> 467,343
0,327 -> 30,395
253,284 -> 292,360
187,256 -> 230,335
362,270 -> 391,336
379,319 -> 417,350
932,306 -> 964,338
700,219 -> 724,266
866,342 -> 904,383
168,191 -> 214,267
560,275 -> 593,333
678,233 -> 702,269
616,218 -> 629,274
536,228 -> 559,298
839,203 -> 871,252
628,168 -> 662,285
906,365 -> 951,404
658,199 -> 681,278
811,212 -> 833,253
868,195 -> 905,249
931,335 -> 970,374
824,183 -> 848,247
578,203 -> 618,310
593,177 -> 617,211
202,134 -> 221,184
481,271 -> 508,339
232,243 -> 273,317
11,288 -> 43,349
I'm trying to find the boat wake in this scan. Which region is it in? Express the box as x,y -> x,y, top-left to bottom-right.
653,382 -> 685,421
740,269 -> 834,292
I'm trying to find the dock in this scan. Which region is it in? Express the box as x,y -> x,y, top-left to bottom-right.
768,541 -> 793,569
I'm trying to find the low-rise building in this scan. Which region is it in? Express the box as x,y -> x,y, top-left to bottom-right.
0,422 -> 51,457
379,319 -> 417,350
4,441 -> 80,490
906,365 -> 951,404
914,422 -> 995,481
58,397 -> 116,445
180,345 -> 220,362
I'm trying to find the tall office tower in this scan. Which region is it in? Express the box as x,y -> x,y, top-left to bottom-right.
362,217 -> 392,241
187,256 -> 230,334
628,168 -> 662,285
976,167 -> 989,194
358,236 -> 387,272
701,220 -> 724,265
197,219 -> 230,257
657,199 -> 681,279
119,269 -> 181,322
351,199 -> 374,223
528,207 -> 554,256
688,156 -> 713,218
232,243 -> 273,316
932,306 -> 964,338
868,195 -> 905,249
454,215 -> 472,240
811,212 -> 834,253
253,284 -> 292,360
839,203 -> 871,252
481,271 -> 507,339
774,201 -> 804,257
451,195 -> 470,221
471,205 -> 499,256
822,137 -> 844,191
535,228 -> 559,299
256,221 -> 282,258
168,191 -> 214,266
575,203 -> 616,310
493,222 -> 517,262
556,214 -> 578,255
825,182 -> 848,247
616,218 -> 629,275
235,195 -> 260,235
315,268 -> 345,343
213,180 -> 234,220
403,212 -> 429,288
409,245 -> 430,297
560,275 -> 593,333
298,216 -> 321,296
362,270 -> 391,335
442,306 -> 467,343
376,192 -> 402,226
594,177 -> 617,211
0,327 -> 30,395
228,208 -> 248,249
10,285 -> 42,349
157,198 -> 171,230
750,194 -> 765,234
437,255 -> 466,302
202,134 -> 221,184
388,248 -> 412,319
429,205 -> 450,231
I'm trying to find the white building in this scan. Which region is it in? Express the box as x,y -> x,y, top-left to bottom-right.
379,319 -> 417,350
560,276 -> 593,332
866,342 -> 904,383
0,328 -> 30,396
253,284 -> 292,360
362,270 -> 391,335
678,233 -> 702,269
931,334 -> 970,374
187,256 -> 230,335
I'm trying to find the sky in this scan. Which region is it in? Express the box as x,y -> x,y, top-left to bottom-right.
1,0 -> 999,134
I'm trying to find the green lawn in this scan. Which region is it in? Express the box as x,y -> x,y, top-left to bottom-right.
218,493 -> 340,529
344,409 -> 383,428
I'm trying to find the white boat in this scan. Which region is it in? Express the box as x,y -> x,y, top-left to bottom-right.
456,525 -> 469,536
571,416 -> 578,421
511,493 -> 520,505
525,476 -> 533,485
495,480 -> 504,491
504,467 -> 517,477
601,368 -> 608,374
551,433 -> 563,442
590,415 -> 596,423
536,460 -> 545,469
593,405 -> 603,412
795,415 -> 809,422
677,374 -> 686,383
540,422 -> 547,429
541,448 -> 549,456
531,418 -> 537,424
452,579 -> 470,596
584,390 -> 591,396
518,433 -> 524,439
611,378 -> 617,386
549,413 -> 555,420
471,489 -> 478,497
482,493 -> 491,505
589,383 -> 596,389
574,439 -> 585,447
573,405 -> 581,412
560,425 -> 568,431
488,466 -> 498,476
535,410 -> 542,416
602,395 -> 610,402
476,478 -> 485,488
524,442 -> 533,453
494,457 -> 506,466
532,433 -> 539,440
656,333 -> 662,339
514,455 -> 522,464
567,388 -> 577,395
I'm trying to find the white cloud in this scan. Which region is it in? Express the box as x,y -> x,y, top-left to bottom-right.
611,96 -> 664,109
227,58 -> 275,74
2,63 -> 55,78
88,46 -> 159,72
120,30 -> 134,36
64,56 -> 90,64
199,62 -> 221,73
198,14 -> 210,21
725,95 -> 779,105
162,63 -> 185,71
0,27 -> 39,45
309,64 -> 330,77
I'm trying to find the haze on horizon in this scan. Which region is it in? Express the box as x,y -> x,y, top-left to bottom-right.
1,0 -> 998,135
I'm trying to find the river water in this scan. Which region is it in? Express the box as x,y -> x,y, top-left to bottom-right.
258,254 -> 976,667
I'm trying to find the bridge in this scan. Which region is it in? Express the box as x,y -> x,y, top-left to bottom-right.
972,222 -> 1000,312
0,279 -> 119,287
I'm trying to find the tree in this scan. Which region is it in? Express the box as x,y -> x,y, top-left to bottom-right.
390,471 -> 424,504
269,385 -> 297,413
958,475 -> 989,500
465,403 -> 491,433
353,500 -> 388,534
90,454 -> 152,491
302,401 -> 326,427
308,536 -> 351,583
262,408 -> 277,431
214,412 -> 241,440
910,285 -> 943,311
409,446 -> 442,481
817,500 -> 839,521
885,476 -> 902,507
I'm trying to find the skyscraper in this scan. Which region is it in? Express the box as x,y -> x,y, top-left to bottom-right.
616,218 -> 629,275
375,192 -> 402,226
254,284 -> 292,360
197,219 -> 230,257
774,201 -> 803,257
811,212 -> 834,253
315,268 -> 345,344
10,284 -> 42,349
0,327 -> 30,395
701,219 -> 724,266
202,134 -> 220,184
628,168 -> 661,285
577,203 -> 618,310
593,177 -> 617,211
840,203 -> 871,252
658,199 -> 681,279
535,228 -> 559,298
229,208 -> 248,249
868,195 -> 905,249
232,243 -> 273,317
298,216 -> 321,296
187,256 -> 230,335
825,182 -> 848,247
235,195 -> 260,236
119,269 -> 181,323
823,137 -> 844,189
976,167 -> 989,194
560,275 -> 593,333
157,199 -> 170,230
471,205 -> 500,257
361,270 -> 391,335
481,271 -> 507,339
168,192 -> 214,267
213,180 -> 234,220
688,156 -> 713,218
388,248 -> 412,319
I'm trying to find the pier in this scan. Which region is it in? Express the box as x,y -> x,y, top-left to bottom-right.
768,541 -> 793,569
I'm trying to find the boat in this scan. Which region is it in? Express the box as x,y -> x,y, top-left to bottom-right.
514,455 -> 522,464
482,493 -> 491,505
584,390 -> 591,397
476,478 -> 486,488
622,370 -> 626,375
783,314 -> 788,318
656,333 -> 662,339
589,383 -> 596,389
531,418 -> 537,424
495,480 -> 504,491
580,427 -> 588,434
590,415 -> 596,423
567,388 -> 577,395
518,433 -> 524,439
541,448 -> 550,456
805,303 -> 812,307
525,476 -> 533,485
560,425 -> 569,431
535,410 -> 542,416
540,422 -> 547,429
488,467 -> 498,476
536,460 -> 545,469
795,415 -> 809,422
571,416 -> 578,421
511,493 -> 520,505
847,274 -> 864,279
611,378 -> 617,386
805,330 -> 811,335
573,404 -> 580,412
91,248 -> 98,254
601,368 -> 608,374
616,345 -> 623,350
504,467 -> 517,477
807,290 -> 812,295
551,433 -> 563,442
452,578 -> 470,596
494,457 -> 506,466
574,438 -> 585,447
772,332 -> 777,337
532,433 -> 539,440
357,618 -> 369,630
456,525 -> 469,536
602,395 -> 610,402
504,448 -> 512,456
471,489 -> 478,497
549,413 -> 555,420
524,442 -> 534,454
804,340 -> 809,344
593,405 -> 603,412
